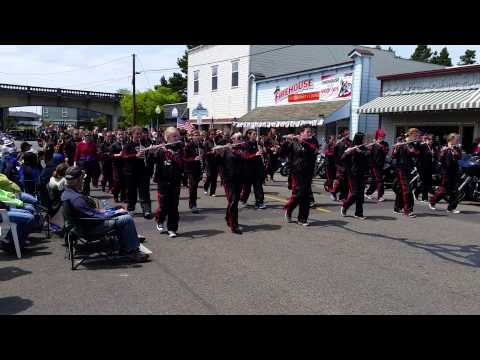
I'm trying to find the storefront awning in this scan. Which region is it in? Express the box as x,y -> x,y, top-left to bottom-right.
234,100 -> 349,128
358,89 -> 480,114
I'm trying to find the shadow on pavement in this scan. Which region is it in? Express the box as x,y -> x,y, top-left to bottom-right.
398,240 -> 480,268
0,266 -> 32,281
309,219 -> 407,241
364,216 -> 397,221
0,296 -> 33,314
242,224 -> 282,233
0,246 -> 52,261
180,214 -> 207,222
414,213 -> 447,218
179,229 -> 225,239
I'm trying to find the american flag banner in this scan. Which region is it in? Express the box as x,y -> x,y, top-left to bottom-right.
177,118 -> 195,132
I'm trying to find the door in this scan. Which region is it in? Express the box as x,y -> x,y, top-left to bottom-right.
462,126 -> 474,153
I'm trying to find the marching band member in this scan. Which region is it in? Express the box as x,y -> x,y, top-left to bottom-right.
365,129 -> 389,202
121,126 -> 152,219
99,131 -> 115,193
217,132 -> 245,234
111,130 -> 127,203
429,133 -> 462,214
414,134 -> 434,203
263,128 -> 280,182
239,129 -> 267,209
203,129 -> 221,197
392,128 -> 420,218
183,129 -> 204,214
149,127 -> 184,238
281,126 -> 318,226
329,128 -> 352,202
324,135 -> 336,192
340,132 -> 370,219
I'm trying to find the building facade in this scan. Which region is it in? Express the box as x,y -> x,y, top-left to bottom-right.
187,45 -> 443,136
8,111 -> 42,128
43,106 -> 105,127
359,65 -> 480,151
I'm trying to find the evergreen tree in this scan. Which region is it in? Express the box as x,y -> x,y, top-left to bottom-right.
160,75 -> 168,87
410,45 -> 433,63
459,49 -> 476,65
430,47 -> 452,66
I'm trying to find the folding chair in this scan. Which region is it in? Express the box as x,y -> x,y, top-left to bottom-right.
63,199 -> 120,270
0,209 -> 21,259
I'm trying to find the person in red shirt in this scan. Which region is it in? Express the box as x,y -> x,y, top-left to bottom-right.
74,131 -> 100,195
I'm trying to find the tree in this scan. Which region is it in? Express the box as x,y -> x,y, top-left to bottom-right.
459,49 -> 476,65
160,75 -> 168,87
93,116 -> 107,130
410,45 -> 433,63
119,86 -> 180,127
387,46 -> 394,52
430,47 -> 452,66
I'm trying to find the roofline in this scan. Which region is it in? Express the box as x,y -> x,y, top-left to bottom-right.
188,45 -> 206,53
255,61 -> 354,83
377,65 -> 480,81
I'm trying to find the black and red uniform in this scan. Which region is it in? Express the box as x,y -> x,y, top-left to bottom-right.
121,140 -> 152,216
220,146 -> 245,232
331,136 -> 352,199
365,140 -> 389,199
281,138 -> 318,223
100,138 -> 115,192
414,142 -> 434,201
430,146 -> 462,211
149,143 -> 184,232
240,141 -> 265,206
324,141 -> 336,192
110,138 -> 126,202
203,136 -> 224,196
183,140 -> 204,209
263,135 -> 280,181
341,146 -> 370,217
392,142 -> 420,215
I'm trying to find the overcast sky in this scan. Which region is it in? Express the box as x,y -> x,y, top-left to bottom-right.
3,45 -> 479,114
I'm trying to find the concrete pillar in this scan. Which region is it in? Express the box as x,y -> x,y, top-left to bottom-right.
0,108 -> 8,130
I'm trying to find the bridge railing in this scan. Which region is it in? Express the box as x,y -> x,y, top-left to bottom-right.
0,83 -> 121,102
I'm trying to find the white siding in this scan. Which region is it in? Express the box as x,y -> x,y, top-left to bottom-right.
188,45 -> 251,121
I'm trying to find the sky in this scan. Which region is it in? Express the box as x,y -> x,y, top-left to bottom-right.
2,45 -> 479,114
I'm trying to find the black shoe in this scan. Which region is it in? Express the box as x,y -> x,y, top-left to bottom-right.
138,235 -> 146,243
114,196 -> 120,203
125,249 -> 149,263
102,186 -> 106,192
231,228 -> 243,235
143,212 -> 152,220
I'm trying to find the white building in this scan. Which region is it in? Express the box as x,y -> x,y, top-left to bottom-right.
359,65 -> 480,151
187,45 -> 443,135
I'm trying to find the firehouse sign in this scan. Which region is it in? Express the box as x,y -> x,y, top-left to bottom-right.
270,71 -> 353,105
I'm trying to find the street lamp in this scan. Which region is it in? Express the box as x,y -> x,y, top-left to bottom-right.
155,105 -> 161,130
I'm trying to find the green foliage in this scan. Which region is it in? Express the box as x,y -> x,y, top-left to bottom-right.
119,86 -> 179,127
93,116 -> 107,130
160,75 -> 168,87
459,49 -> 476,65
5,117 -> 16,129
410,45 -> 433,63
430,47 -> 452,66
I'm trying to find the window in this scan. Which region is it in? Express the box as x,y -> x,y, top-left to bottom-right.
231,61 -> 239,87
194,70 -> 199,94
211,66 -> 218,91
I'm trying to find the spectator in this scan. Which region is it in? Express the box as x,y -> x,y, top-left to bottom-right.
22,152 -> 42,195
60,167 -> 149,262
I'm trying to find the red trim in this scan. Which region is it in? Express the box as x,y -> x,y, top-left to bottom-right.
397,170 -> 410,215
378,64 -> 480,81
285,175 -> 297,211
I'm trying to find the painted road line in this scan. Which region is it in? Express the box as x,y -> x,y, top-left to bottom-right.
264,195 -> 332,213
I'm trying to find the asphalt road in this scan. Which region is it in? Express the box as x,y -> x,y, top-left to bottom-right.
2,140 -> 480,314
1,171 -> 480,315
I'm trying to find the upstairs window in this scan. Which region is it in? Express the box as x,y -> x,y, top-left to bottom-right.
231,61 -> 239,87
194,70 -> 199,94
211,66 -> 218,91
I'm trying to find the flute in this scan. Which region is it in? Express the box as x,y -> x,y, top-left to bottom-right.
142,140 -> 184,152
392,139 -> 419,148
212,142 -> 246,151
344,142 -> 377,153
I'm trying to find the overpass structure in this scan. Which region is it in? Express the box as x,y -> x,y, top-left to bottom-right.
0,83 -> 123,129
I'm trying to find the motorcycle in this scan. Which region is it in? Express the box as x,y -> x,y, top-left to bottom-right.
279,157 -> 290,177
457,154 -> 480,202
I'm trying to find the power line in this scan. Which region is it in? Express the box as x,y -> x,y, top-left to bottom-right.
61,75 -> 132,88
136,55 -> 153,89
140,45 -> 296,73
0,55 -> 130,76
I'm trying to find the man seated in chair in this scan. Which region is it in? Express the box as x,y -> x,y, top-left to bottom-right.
61,167 -> 149,263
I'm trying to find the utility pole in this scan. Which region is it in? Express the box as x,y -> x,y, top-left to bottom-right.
132,53 -> 137,126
